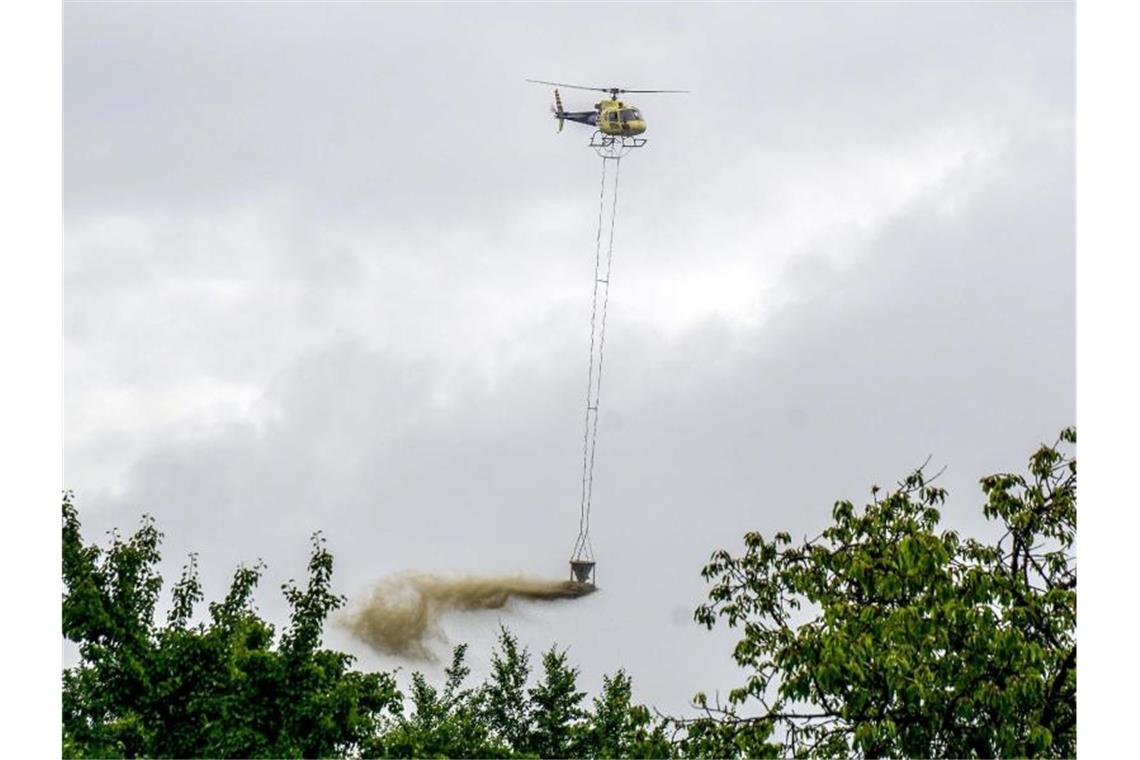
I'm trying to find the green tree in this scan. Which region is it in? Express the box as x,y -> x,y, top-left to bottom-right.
366,644 -> 512,758
527,647 -> 587,758
374,627 -> 673,760
683,429 -> 1077,758
62,494 -> 401,758
62,496 -> 673,759
476,626 -> 536,753
580,670 -> 674,759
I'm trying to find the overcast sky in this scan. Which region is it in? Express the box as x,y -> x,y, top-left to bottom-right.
64,2 -> 1074,715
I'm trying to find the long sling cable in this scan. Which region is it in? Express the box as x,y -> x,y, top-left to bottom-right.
572,154 -> 623,564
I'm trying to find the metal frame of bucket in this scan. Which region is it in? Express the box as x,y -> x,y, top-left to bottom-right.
570,559 -> 596,585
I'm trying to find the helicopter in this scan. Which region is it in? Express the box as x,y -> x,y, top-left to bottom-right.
526,79 -> 688,140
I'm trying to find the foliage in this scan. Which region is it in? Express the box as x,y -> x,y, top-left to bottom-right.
686,428 -> 1077,758
527,646 -> 588,757
63,428 -> 1075,758
477,626 -> 535,752
368,627 -> 671,759
62,494 -> 401,758
584,670 -> 675,759
364,643 -> 512,758
62,498 -> 670,759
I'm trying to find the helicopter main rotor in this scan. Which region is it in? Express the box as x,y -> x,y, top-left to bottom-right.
525,78 -> 689,100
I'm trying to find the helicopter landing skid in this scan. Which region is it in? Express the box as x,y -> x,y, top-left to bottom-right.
590,131 -> 646,158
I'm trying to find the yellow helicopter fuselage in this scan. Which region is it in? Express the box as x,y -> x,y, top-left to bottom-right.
595,98 -> 647,136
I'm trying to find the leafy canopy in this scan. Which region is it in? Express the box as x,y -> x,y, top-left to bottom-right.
62,496 -> 401,759
367,627 -> 672,759
683,429 -> 1076,758
62,427 -> 1076,758
62,498 -> 671,759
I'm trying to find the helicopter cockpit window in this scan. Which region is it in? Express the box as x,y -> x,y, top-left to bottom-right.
619,109 -> 641,121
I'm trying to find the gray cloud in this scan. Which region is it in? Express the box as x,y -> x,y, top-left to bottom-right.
65,2 -> 1073,715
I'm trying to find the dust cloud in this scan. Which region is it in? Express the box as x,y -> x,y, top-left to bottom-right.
341,574 -> 596,661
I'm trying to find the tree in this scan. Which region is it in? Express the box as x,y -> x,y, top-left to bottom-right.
62,497 -> 673,759
476,626 -> 535,753
366,627 -> 672,760
684,428 -> 1076,758
365,643 -> 512,759
66,429 -> 1070,758
527,647 -> 587,758
62,494 -> 401,758
582,670 -> 674,759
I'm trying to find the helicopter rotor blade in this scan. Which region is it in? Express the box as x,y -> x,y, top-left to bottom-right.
525,79 -> 611,93
526,79 -> 690,95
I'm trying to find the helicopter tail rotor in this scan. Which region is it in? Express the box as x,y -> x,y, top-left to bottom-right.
552,89 -> 565,133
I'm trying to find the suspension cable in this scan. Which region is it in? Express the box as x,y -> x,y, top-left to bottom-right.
573,154 -> 622,561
